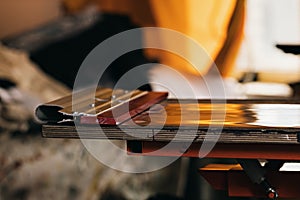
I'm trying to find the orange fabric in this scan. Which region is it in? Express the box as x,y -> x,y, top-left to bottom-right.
215,0 -> 245,77
147,0 -> 238,75
63,0 -> 244,76
96,0 -> 155,26
63,0 -> 94,13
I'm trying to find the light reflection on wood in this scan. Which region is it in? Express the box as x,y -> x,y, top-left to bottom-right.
129,102 -> 300,129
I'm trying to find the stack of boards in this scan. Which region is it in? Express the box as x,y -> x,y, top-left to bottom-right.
36,87 -> 300,144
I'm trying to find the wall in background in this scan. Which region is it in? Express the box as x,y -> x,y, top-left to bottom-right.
0,0 -> 63,38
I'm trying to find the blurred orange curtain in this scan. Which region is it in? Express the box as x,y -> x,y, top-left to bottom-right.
147,0 -> 244,76
64,0 -> 244,76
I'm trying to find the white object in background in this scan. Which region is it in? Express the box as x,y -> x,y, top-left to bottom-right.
243,82 -> 293,98
235,0 -> 300,82
149,64 -> 245,99
280,163 -> 300,172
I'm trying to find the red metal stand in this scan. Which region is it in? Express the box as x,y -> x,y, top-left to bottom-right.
127,141 -> 300,199
199,164 -> 300,198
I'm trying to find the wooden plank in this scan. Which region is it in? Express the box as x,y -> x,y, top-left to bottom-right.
42,124 -> 300,144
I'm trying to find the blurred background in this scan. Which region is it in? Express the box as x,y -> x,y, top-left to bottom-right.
0,0 -> 299,199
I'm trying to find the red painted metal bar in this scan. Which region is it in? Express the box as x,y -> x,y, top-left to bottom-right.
128,141 -> 300,161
